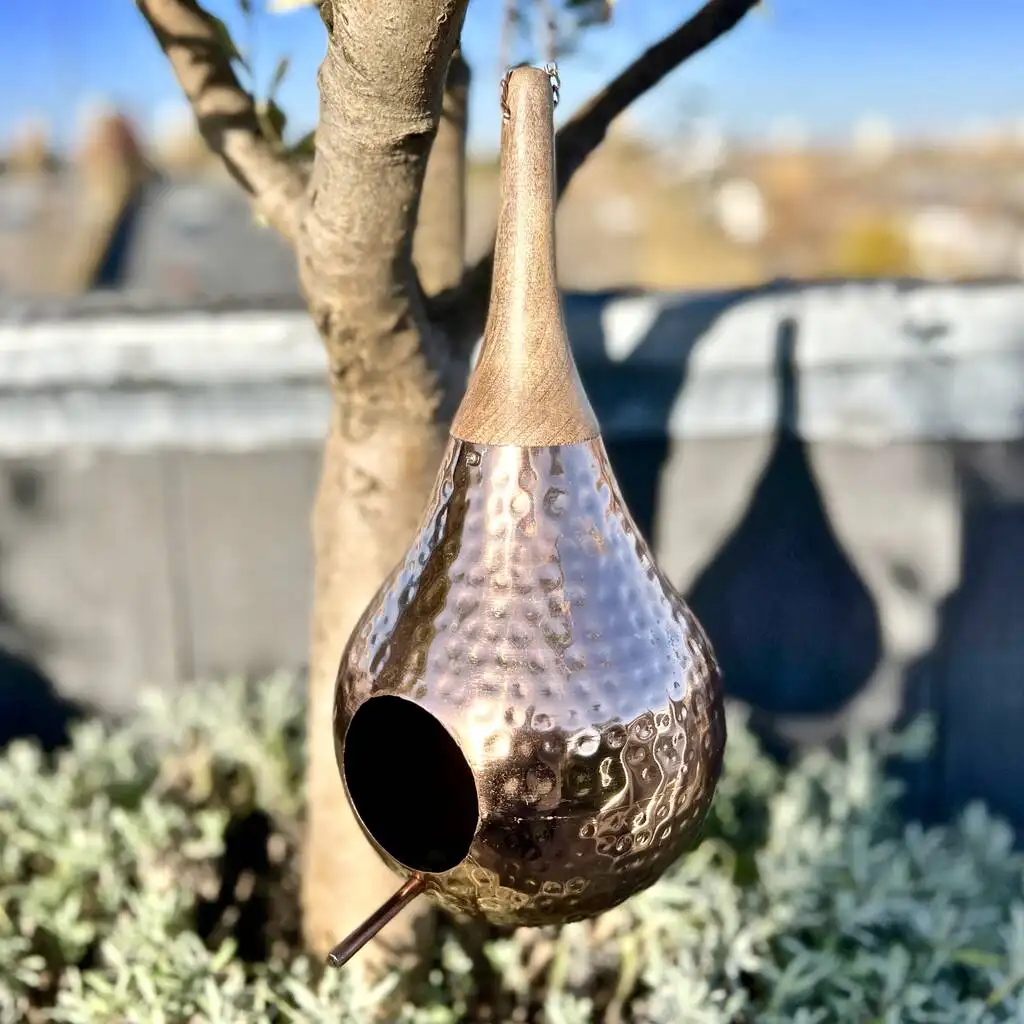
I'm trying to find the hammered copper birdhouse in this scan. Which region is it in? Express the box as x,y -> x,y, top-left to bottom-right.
328,65 -> 726,968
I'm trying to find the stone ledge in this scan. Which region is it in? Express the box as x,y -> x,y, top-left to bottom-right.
1,280 -> 1023,451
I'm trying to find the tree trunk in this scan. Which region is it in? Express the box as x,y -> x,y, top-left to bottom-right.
303,412 -> 448,970
297,0 -> 470,973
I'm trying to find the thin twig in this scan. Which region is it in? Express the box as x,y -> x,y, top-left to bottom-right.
536,0 -> 558,64
414,44 -> 471,294
431,0 -> 761,348
555,0 -> 760,192
498,0 -> 521,77
136,0 -> 307,242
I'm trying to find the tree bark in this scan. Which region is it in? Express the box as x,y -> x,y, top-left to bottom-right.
296,0 -> 469,972
413,45 -> 470,296
303,418 -> 447,973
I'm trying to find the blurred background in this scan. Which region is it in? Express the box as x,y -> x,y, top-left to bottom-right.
1,0 -> 1023,827
3,0 -> 1024,293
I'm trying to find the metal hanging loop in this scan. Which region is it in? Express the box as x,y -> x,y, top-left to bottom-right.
501,61 -> 559,120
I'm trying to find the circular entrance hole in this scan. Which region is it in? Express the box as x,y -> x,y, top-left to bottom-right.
343,696 -> 479,874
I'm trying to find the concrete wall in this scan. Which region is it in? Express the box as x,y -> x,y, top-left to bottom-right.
2,281 -> 1024,828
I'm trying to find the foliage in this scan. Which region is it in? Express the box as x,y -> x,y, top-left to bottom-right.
1,675 -> 1022,1023
831,213 -> 915,278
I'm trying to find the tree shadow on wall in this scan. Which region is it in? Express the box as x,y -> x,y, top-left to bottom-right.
902,441 -> 1024,828
0,465 -> 85,751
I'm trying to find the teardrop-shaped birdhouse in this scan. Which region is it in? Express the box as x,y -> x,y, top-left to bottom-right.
328,65 -> 726,968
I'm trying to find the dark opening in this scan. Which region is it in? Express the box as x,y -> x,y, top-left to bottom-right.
343,696 -> 479,873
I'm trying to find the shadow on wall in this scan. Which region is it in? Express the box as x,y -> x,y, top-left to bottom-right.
686,315 -> 882,726
0,466 -> 84,750
93,188 -> 147,289
571,287 -> 728,539
908,442 -> 1024,826
575,286 -> 887,764
579,283 -> 1024,829
3,279 -> 1020,830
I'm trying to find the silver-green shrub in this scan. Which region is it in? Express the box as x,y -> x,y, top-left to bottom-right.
1,675 -> 1021,1023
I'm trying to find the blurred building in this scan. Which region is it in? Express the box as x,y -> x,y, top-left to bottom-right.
1,107 -> 1023,302
0,106 -> 301,303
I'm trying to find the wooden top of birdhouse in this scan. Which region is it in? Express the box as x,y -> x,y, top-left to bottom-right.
450,66 -> 599,448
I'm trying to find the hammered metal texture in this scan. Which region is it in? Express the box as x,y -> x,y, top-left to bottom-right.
334,437 -> 726,927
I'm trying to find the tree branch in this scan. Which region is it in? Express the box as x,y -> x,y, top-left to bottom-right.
296,0 -> 469,422
298,0 -> 470,966
413,45 -> 471,296
431,0 -> 760,348
136,0 -> 307,241
556,0 -> 760,191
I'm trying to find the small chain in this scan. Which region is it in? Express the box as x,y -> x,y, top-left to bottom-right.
500,62 -> 560,121
544,62 -> 560,107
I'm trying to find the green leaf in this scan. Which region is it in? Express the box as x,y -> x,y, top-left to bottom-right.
987,970 -> 1024,1008
257,99 -> 288,144
287,129 -> 316,159
238,0 -> 253,14
566,0 -> 614,25
267,56 -> 290,101
950,949 -> 1004,969
208,13 -> 249,72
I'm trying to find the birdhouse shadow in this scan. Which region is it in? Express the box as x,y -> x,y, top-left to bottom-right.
570,287 -> 886,762
0,465 -> 85,751
685,314 -> 882,737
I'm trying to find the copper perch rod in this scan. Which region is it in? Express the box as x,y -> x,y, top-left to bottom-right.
325,873 -> 427,969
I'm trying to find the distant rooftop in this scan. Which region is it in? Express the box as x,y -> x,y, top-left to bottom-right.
0,170 -> 302,304
3,117 -> 1024,305
121,177 -> 302,302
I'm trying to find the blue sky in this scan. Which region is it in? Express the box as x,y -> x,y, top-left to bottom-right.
1,0 -> 1021,155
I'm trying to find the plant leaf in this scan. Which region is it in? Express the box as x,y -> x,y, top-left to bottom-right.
268,56 -> 290,101
208,13 -> 249,72
287,129 -> 316,159
257,99 -> 288,144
